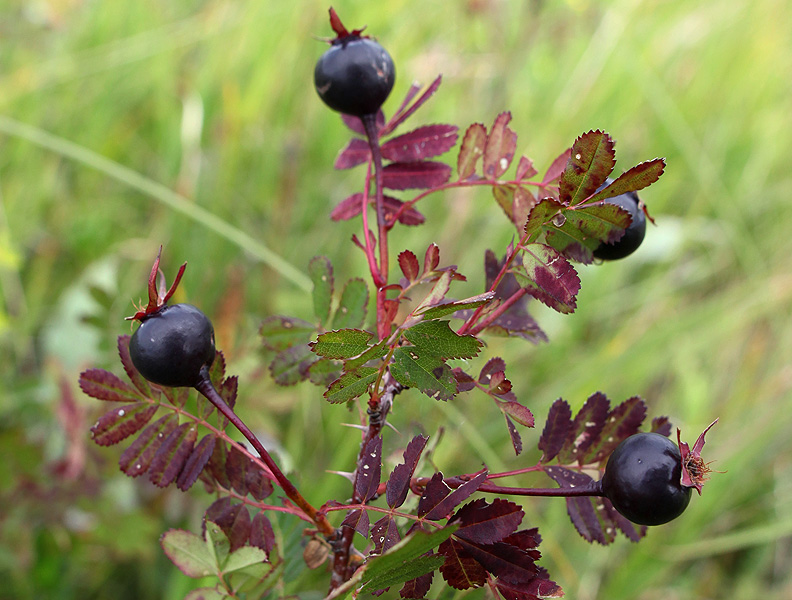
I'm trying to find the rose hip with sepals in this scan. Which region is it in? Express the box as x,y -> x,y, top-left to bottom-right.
314,8 -> 395,117
126,248 -> 215,388
600,420 -> 718,526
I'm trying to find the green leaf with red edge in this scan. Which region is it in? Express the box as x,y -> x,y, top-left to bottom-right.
483,112 -> 518,179
543,202 -> 632,264
324,367 -> 379,404
403,320 -> 482,360
119,412 -> 178,476
523,197 -> 565,241
588,158 -> 666,203
391,346 -> 457,401
585,396 -> 647,465
118,335 -> 157,398
259,316 -> 316,352
177,434 -> 216,492
307,358 -> 341,386
331,278 -> 368,330
381,124 -> 459,162
308,256 -> 334,326
148,422 -> 198,488
457,123 -> 487,180
79,368 -> 144,403
557,392 -> 610,464
343,338 -> 389,371
538,399 -> 572,463
269,344 -> 316,386
205,499 -> 251,553
493,185 -> 537,229
418,292 -> 494,320
519,243 -> 581,314
559,130 -> 615,205
90,402 -> 159,446
161,528 -> 216,578
310,329 -> 374,359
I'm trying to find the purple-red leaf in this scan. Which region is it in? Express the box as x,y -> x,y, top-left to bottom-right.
118,412 -> 177,477
382,75 -> 442,136
331,193 -> 366,222
424,243 -> 440,274
245,463 -> 275,501
356,435 -> 382,502
382,196 -> 426,227
498,400 -> 534,428
451,537 -> 538,586
425,471 -> 489,521
545,467 -> 613,545
387,435 -> 428,508
205,498 -> 251,552
417,472 -> 452,517
558,392 -> 610,465
541,148 -> 571,186
538,399 -> 572,463
381,124 -> 459,162
450,498 -> 524,545
249,511 -> 276,556
457,122 -> 487,180
80,368 -> 144,403
175,433 -> 215,491
651,416 -> 672,436
504,414 -> 522,456
398,250 -> 420,282
148,422 -> 198,488
342,509 -> 370,540
483,112 -> 518,179
400,567 -> 434,599
515,156 -> 538,181
334,138 -> 371,170
226,445 -> 251,495
439,538 -> 488,590
521,243 -> 581,313
383,161 -> 452,191
559,130 -> 615,205
587,396 -> 647,465
371,516 -> 401,555
90,402 -> 158,446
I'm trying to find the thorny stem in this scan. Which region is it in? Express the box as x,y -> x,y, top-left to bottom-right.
330,375 -> 402,591
195,368 -> 335,538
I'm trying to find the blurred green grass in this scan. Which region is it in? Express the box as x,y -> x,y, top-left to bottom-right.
1,0 -> 791,598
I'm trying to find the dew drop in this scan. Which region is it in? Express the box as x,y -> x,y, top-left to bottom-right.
552,213 -> 566,227
117,409 -> 125,417
499,157 -> 509,171
575,153 -> 582,160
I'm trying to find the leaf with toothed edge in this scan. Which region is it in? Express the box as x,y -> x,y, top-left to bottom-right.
538,399 -> 573,463
519,243 -> 581,313
308,256 -> 334,325
269,344 -> 316,386
119,412 -> 178,477
371,516 -> 402,555
331,278 -> 369,330
259,316 -> 316,352
310,329 -> 374,359
483,112 -> 518,179
90,402 -> 159,446
79,368 -> 144,403
334,137 -> 370,170
391,346 -> 457,402
387,435 -> 428,509
324,368 -> 379,404
585,396 -> 647,465
355,436 -> 382,502
557,392 -> 610,465
383,161 -> 453,191
342,509 -> 370,540
381,124 -> 459,162
457,123 -> 487,180
402,320 -> 482,360
559,130 -> 616,205
176,433 -> 216,491
148,422 -> 198,488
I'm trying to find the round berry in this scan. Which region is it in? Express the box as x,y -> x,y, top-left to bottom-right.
129,303 -> 215,388
593,183 -> 646,261
601,432 -> 691,526
314,35 -> 395,117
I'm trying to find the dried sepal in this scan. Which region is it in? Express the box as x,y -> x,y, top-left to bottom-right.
678,418 -> 719,494
126,246 -> 186,322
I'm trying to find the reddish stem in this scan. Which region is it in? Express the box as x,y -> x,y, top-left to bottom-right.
361,113 -> 388,286
477,481 -> 604,497
195,368 -> 335,538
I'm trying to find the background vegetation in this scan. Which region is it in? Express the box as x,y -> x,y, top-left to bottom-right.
1,0 -> 790,598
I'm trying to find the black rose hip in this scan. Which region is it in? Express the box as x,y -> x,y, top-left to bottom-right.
601,432 -> 691,526
593,181 -> 647,261
129,303 -> 215,388
314,9 -> 395,117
